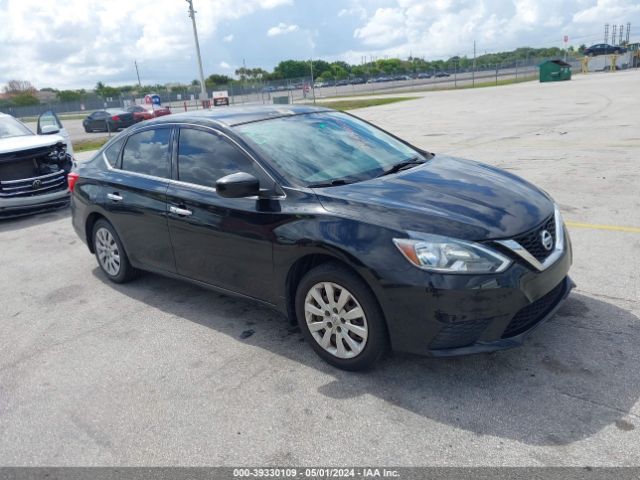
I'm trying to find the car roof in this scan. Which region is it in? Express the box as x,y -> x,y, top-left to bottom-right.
150,105 -> 333,127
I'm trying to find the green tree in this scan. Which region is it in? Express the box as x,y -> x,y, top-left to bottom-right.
56,90 -> 83,102
205,74 -> 233,89
11,93 -> 40,106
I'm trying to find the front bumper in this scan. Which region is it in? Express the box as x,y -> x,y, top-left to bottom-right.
377,233 -> 573,356
0,189 -> 70,219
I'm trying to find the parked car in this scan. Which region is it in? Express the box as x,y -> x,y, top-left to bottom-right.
70,106 -> 573,370
127,104 -> 171,123
82,109 -> 136,133
0,111 -> 74,218
417,72 -> 432,79
434,71 -> 450,77
584,44 -> 627,56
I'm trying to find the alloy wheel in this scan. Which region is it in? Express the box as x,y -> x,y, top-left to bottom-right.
95,227 -> 121,276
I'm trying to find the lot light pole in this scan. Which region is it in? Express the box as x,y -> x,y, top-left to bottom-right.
186,0 -> 207,100
472,40 -> 476,86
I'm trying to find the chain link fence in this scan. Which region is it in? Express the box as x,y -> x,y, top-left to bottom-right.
1,56 -> 588,120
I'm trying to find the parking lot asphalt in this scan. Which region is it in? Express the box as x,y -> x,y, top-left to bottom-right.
1,70 -> 639,466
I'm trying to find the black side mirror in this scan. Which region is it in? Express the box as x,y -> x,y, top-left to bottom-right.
216,172 -> 260,198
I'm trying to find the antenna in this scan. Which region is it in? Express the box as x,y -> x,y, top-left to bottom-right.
604,23 -> 609,43
612,24 -> 617,45
619,24 -> 624,45
626,23 -> 631,44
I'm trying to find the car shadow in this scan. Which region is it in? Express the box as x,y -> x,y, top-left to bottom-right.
91,267 -> 639,446
0,205 -> 69,232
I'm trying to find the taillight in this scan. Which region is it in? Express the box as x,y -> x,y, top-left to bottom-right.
112,115 -> 120,121
67,172 -> 79,192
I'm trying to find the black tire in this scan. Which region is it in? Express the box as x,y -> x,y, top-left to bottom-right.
92,219 -> 138,283
295,262 -> 388,371
84,126 -> 92,133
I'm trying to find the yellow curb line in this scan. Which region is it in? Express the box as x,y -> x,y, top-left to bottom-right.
565,221 -> 640,234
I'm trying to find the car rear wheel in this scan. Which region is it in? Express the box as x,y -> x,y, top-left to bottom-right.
296,262 -> 388,371
93,219 -> 138,283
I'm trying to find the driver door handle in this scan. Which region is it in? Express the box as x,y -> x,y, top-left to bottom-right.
107,193 -> 123,202
169,205 -> 193,217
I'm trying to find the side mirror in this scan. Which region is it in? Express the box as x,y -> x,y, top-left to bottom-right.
216,172 -> 260,198
40,124 -> 60,135
37,110 -> 62,135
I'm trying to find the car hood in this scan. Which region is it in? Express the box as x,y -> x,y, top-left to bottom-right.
0,134 -> 64,156
314,155 -> 554,241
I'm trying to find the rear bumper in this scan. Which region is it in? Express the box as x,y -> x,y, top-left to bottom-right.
0,189 -> 70,219
376,232 -> 574,356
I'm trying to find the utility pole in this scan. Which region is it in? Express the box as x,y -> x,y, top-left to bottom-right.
309,58 -> 316,104
134,60 -> 142,88
186,0 -> 207,100
604,24 -> 609,44
472,40 -> 476,86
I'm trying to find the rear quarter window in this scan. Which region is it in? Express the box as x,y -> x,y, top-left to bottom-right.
103,136 -> 125,168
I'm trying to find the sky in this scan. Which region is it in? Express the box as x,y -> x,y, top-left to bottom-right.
1,0 -> 639,90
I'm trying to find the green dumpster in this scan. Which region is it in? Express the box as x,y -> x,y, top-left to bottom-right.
273,96 -> 290,105
539,59 -> 572,82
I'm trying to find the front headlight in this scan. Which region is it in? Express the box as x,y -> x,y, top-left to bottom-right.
393,235 -> 512,274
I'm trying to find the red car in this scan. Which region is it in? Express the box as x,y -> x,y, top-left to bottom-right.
126,104 -> 171,123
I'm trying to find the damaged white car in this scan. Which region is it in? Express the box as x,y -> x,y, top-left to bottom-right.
0,111 -> 74,218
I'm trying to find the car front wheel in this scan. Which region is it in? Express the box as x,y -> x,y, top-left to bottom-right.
93,219 -> 138,283
296,262 -> 388,371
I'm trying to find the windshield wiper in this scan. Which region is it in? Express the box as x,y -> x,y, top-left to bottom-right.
375,159 -> 425,178
306,179 -> 355,188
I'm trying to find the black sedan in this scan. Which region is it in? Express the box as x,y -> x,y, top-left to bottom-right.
82,109 -> 136,133
69,106 -> 573,370
584,43 -> 627,56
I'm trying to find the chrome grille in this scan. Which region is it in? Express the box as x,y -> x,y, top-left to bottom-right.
0,170 -> 67,198
513,215 -> 556,262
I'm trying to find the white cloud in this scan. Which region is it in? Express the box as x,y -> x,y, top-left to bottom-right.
573,0 -> 640,24
219,61 -> 231,69
346,0 -> 640,62
267,22 -> 300,36
0,0 -> 292,89
353,8 -> 407,47
222,34 -> 234,43
338,6 -> 368,19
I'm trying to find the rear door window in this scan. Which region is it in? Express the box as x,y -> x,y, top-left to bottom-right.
121,128 -> 171,178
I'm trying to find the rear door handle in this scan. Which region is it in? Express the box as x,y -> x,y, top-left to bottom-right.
107,193 -> 123,202
169,205 -> 193,217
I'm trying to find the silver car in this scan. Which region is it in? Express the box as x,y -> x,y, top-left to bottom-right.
0,111 -> 74,218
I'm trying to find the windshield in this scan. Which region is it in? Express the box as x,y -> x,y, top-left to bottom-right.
0,116 -> 33,140
235,111 -> 424,186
